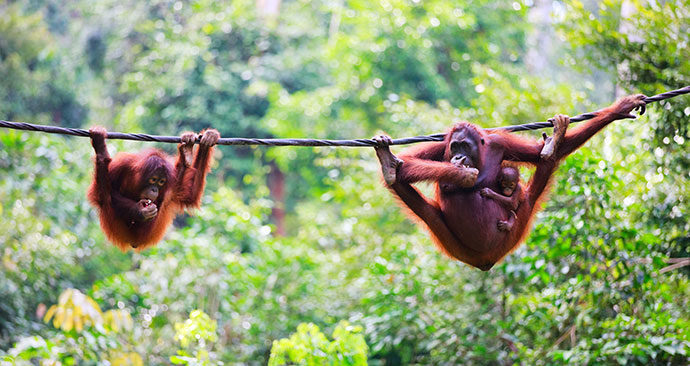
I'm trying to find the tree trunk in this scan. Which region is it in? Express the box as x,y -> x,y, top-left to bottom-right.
267,161 -> 286,236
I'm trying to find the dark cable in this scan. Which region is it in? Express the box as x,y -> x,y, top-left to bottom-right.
1,86 -> 688,147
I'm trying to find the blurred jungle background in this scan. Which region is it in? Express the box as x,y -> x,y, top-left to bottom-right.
1,0 -> 689,365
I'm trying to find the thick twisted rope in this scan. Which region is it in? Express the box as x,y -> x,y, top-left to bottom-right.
1,86 -> 688,146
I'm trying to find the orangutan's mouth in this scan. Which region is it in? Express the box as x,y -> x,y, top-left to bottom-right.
452,156 -> 474,169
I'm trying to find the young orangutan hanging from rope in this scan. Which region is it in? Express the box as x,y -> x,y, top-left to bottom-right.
374,94 -> 647,271
88,126 -> 220,251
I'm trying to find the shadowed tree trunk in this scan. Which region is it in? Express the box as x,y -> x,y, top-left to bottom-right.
267,161 -> 286,236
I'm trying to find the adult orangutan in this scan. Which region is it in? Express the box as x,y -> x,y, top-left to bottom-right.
374,94 -> 646,270
87,126 -> 220,251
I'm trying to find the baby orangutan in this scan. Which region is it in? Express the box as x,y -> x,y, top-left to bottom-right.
480,165 -> 522,232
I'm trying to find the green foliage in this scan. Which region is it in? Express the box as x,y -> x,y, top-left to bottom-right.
269,322 -> 368,366
4,289 -> 141,365
1,0 -> 690,365
0,131 -> 130,342
171,310 -> 220,366
174,310 -> 218,349
559,0 -> 690,274
0,4 -> 87,127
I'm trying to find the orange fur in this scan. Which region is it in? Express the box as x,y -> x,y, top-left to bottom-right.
87,127 -> 217,251
380,94 -> 645,270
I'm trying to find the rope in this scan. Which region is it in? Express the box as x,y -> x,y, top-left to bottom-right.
1,86 -> 688,147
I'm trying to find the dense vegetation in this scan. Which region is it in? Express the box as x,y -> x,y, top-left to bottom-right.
1,0 -> 689,365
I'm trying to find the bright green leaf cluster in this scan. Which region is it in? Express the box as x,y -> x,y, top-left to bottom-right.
269,321 -> 368,366
174,310 -> 219,349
